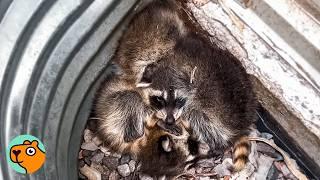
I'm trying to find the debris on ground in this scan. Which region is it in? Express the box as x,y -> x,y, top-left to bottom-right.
78,121 -> 308,179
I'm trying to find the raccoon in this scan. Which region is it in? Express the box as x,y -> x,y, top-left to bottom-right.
94,0 -> 190,154
95,0 -> 256,172
112,0 -> 190,86
137,32 -> 258,171
136,123 -> 194,176
94,72 -> 152,153
96,99 -> 197,177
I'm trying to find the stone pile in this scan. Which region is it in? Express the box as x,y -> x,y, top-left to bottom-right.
78,120 -> 304,179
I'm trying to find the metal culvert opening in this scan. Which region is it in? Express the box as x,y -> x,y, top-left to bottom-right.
0,0 -> 141,179
1,0 -> 319,180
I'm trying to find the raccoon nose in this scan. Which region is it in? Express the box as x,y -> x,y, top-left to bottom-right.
13,150 -> 21,156
165,115 -> 175,125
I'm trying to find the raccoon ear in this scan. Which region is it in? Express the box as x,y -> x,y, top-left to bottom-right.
136,63 -> 157,88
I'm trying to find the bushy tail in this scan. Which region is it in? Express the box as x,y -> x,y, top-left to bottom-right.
232,136 -> 251,172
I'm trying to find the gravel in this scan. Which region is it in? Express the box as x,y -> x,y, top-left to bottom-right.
117,164 -> 131,177
91,151 -> 105,164
109,170 -> 121,180
78,121 -> 306,180
102,156 -> 119,170
196,158 -> 215,168
81,142 -> 99,151
128,160 -> 136,172
138,173 -> 153,180
119,154 -> 131,164
84,129 -> 94,142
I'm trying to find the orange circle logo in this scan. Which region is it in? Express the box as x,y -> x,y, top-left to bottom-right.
7,135 -> 46,174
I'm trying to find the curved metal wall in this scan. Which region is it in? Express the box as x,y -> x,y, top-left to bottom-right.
0,0 -> 140,179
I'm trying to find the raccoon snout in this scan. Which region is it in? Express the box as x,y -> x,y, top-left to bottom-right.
165,114 -> 175,125
155,109 -> 167,120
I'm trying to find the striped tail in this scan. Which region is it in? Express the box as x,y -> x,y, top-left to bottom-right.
232,136 -> 251,172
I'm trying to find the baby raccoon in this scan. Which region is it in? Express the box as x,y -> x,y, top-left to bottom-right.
136,123 -> 194,176
94,72 -> 151,153
95,0 -> 256,172
94,70 -> 202,176
112,0 -> 190,86
95,0 -> 190,155
137,33 -> 258,171
96,101 -> 196,176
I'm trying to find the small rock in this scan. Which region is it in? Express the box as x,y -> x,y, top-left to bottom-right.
102,165 -> 111,176
91,163 -> 105,174
81,142 -> 99,151
197,158 -> 215,167
111,152 -> 121,158
215,158 -> 222,164
266,163 -> 280,180
103,156 -> 119,170
213,158 -> 233,177
82,150 -> 92,157
91,149 -> 98,156
274,161 -> 291,177
195,166 -> 203,173
128,160 -> 136,172
255,154 -> 275,180
79,164 -> 101,180
79,150 -> 83,159
186,167 -> 195,174
120,154 -> 131,164
199,177 -> 210,180
93,136 -> 103,146
123,174 -> 135,180
223,149 -> 233,159
109,170 -> 121,180
91,151 -> 105,164
99,146 -> 111,155
138,173 -> 153,180
84,157 -> 92,166
257,142 -> 283,160
136,162 -> 142,171
79,159 -> 85,168
202,167 -> 213,173
117,164 -> 131,177
260,132 -> 273,140
84,129 -> 94,142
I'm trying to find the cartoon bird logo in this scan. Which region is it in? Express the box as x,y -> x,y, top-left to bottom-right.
10,140 -> 46,174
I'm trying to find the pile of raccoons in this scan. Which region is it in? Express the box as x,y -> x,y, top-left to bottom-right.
93,0 -> 258,178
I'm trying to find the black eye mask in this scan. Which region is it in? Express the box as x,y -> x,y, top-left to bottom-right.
157,120 -> 183,136
150,95 -> 166,109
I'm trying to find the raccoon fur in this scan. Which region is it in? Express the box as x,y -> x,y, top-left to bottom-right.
137,32 -> 258,170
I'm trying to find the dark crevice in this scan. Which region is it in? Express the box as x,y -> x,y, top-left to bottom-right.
256,107 -> 320,179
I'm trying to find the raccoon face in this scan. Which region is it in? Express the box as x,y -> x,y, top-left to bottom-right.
137,63 -> 193,127
139,126 -> 195,176
148,88 -> 187,125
